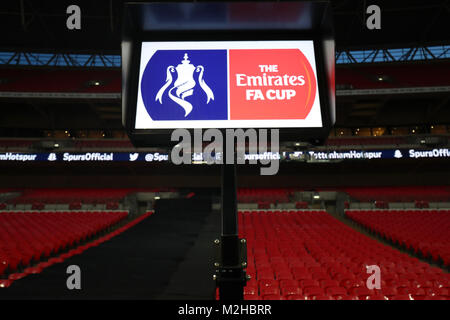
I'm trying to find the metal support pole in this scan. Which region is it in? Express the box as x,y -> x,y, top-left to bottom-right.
216,132 -> 246,300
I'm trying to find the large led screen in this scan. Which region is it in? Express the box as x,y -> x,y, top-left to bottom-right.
135,41 -> 322,129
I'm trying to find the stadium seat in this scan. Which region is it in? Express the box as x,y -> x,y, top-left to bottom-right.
239,209 -> 450,301
281,286 -> 302,297
263,294 -> 284,300
0,210 -> 128,280
326,286 -> 347,298
286,294 -> 307,300
0,279 -> 12,288
303,286 -> 325,297
244,293 -> 260,300
279,279 -> 298,288
244,286 -> 258,295
391,295 -> 414,300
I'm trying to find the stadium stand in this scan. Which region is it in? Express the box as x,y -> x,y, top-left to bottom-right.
73,139 -> 133,149
336,64 -> 450,90
239,210 -> 450,300
345,210 -> 450,267
1,63 -> 449,94
345,186 -> 450,202
4,189 -> 135,212
0,211 -> 152,289
8,188 -> 132,204
0,211 -> 128,279
237,189 -> 294,203
325,136 -> 407,147
0,69 -> 120,93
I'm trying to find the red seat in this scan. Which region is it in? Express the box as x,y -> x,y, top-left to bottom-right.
263,294 -> 284,300
8,273 -> 27,281
24,266 -> 43,274
434,288 -> 449,298
276,271 -> 294,280
286,294 -> 307,300
312,272 -> 330,281
367,294 -> 387,300
349,287 -> 372,299
310,295 -> 334,300
0,279 -> 12,288
326,286 -> 347,297
409,288 -> 427,300
320,279 -> 339,289
259,279 -> 278,288
260,286 -> 280,296
257,271 -> 274,280
281,286 -> 302,297
300,279 -> 320,289
244,286 -> 258,295
391,295 -> 413,300
303,286 -> 325,297
428,295 -> 447,300
293,272 -> 313,281
279,279 -> 298,288
381,287 -> 398,298
244,293 -> 260,300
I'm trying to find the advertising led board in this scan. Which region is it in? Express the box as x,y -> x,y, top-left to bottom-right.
135,41 -> 322,130
2,149 -> 450,163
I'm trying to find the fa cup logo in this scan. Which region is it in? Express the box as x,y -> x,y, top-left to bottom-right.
155,53 -> 214,117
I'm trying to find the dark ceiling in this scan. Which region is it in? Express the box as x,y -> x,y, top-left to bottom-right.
0,0 -> 449,53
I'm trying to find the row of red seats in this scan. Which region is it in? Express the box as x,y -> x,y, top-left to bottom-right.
238,210 -> 449,300
0,139 -> 132,150
0,211 -> 153,288
0,211 -> 128,277
336,63 -> 450,90
369,200 -> 430,209
0,140 -> 34,148
73,140 -> 133,149
237,189 -> 294,203
2,63 -> 449,94
345,186 -> 450,202
2,201 -> 120,210
346,210 -> 450,267
325,136 -> 406,146
8,188 -> 134,204
0,69 -> 120,93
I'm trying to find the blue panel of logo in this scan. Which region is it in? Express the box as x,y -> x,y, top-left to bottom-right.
140,50 -> 228,121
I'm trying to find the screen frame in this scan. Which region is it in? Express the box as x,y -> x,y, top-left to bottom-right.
123,28 -> 334,147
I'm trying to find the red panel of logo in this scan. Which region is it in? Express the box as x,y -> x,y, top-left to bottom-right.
229,49 -> 317,120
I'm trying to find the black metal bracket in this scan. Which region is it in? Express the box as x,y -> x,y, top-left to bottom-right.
213,235 -> 248,300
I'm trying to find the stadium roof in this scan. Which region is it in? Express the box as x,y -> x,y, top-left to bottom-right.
0,0 -> 448,53
0,0 -> 449,136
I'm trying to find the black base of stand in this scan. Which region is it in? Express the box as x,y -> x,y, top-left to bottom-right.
215,235 -> 247,300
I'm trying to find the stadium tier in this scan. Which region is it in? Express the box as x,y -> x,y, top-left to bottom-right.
0,69 -> 120,93
0,0 -> 449,308
237,188 -> 294,203
8,188 -> 133,204
346,210 -> 450,267
0,211 -> 128,279
1,64 -> 449,93
239,210 -> 449,300
336,64 -> 450,90
345,186 -> 450,202
324,136 -> 407,146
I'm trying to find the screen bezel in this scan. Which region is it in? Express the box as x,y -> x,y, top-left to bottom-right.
123,30 -> 334,147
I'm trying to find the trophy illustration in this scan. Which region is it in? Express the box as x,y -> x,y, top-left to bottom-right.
155,53 -> 214,117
